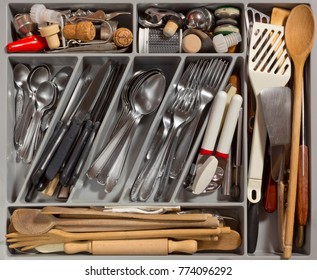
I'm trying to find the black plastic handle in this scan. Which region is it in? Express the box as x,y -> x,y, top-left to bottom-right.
68,122 -> 100,187
31,121 -> 67,185
247,202 -> 259,254
59,120 -> 93,186
45,116 -> 83,181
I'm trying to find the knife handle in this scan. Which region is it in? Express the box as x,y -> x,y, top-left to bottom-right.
297,145 -> 309,226
45,116 -> 83,181
263,162 -> 277,213
247,202 -> 259,254
64,239 -> 198,255
59,120 -> 93,186
68,122 -> 100,187
31,120 -> 66,186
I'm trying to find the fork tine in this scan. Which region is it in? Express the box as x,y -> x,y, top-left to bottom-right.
214,60 -> 229,89
179,62 -> 195,85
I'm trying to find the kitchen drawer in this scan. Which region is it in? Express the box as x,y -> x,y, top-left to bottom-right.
0,0 -> 316,260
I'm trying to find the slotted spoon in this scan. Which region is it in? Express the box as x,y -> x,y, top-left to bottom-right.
247,22 -> 291,204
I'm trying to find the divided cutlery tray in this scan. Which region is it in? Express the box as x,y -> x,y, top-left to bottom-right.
1,0 -> 316,260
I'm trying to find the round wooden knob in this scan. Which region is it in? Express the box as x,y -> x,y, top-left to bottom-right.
182,34 -> 201,53
113,27 -> 133,47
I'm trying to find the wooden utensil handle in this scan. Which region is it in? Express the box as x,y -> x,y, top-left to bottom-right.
64,239 -> 198,255
284,65 -> 304,259
297,145 -> 309,226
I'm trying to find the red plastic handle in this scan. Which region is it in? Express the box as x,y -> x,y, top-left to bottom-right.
7,35 -> 48,53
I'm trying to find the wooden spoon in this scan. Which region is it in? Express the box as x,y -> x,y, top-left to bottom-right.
284,4 -> 315,259
11,209 -> 219,235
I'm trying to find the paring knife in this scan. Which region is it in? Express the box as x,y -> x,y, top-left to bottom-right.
45,60 -> 113,181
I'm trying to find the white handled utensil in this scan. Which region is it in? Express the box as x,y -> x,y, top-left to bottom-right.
247,22 -> 291,203
192,94 -> 243,194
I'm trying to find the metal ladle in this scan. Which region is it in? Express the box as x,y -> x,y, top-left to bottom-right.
19,81 -> 56,163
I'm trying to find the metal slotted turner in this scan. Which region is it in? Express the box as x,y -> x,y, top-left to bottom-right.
247,22 -> 291,203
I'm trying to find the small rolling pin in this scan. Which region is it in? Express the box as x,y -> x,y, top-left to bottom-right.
36,239 -> 198,255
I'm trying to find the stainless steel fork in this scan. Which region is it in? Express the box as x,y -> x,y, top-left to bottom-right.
169,59 -> 229,179
130,88 -> 197,201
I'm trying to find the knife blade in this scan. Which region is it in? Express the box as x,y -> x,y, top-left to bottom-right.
45,60 -> 113,181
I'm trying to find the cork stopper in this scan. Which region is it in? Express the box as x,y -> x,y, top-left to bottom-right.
163,20 -> 179,37
63,21 -> 96,41
182,34 -> 202,53
39,24 -> 60,49
113,27 -> 133,47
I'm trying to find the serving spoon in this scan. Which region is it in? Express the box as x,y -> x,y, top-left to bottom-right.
283,4 -> 315,259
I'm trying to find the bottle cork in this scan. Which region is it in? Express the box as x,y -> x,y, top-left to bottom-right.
63,21 -> 96,41
112,27 -> 133,47
182,34 -> 202,53
39,24 -> 60,49
163,16 -> 182,38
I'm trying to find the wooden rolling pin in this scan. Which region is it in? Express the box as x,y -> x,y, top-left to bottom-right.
36,239 -> 198,255
34,230 -> 241,255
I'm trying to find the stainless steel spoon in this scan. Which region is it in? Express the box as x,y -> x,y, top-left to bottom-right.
19,81 -> 56,163
87,71 -> 166,187
13,63 -> 30,145
17,65 -> 50,148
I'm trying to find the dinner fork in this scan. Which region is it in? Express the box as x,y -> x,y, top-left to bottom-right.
133,88 -> 198,201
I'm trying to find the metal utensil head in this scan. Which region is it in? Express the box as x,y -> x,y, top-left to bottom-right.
259,87 -> 292,147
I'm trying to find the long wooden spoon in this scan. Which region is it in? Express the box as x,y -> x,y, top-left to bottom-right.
11,209 -> 219,235
284,4 -> 315,259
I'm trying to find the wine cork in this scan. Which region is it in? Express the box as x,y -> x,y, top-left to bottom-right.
163,20 -> 179,37
63,21 -> 96,41
113,27 -> 133,47
182,34 -> 202,53
39,24 -> 60,49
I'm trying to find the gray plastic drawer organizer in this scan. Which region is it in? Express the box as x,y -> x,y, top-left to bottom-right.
1,0 -> 316,260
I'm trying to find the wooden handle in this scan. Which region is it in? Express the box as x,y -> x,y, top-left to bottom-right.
278,181 -> 286,252
283,64 -> 304,259
297,145 -> 309,226
64,239 -> 198,255
263,174 -> 277,213
63,227 -> 231,241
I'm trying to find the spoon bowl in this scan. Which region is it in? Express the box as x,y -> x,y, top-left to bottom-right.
28,65 -> 50,95
132,72 -> 166,115
35,81 -> 56,111
13,63 -> 30,93
51,66 -> 73,95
